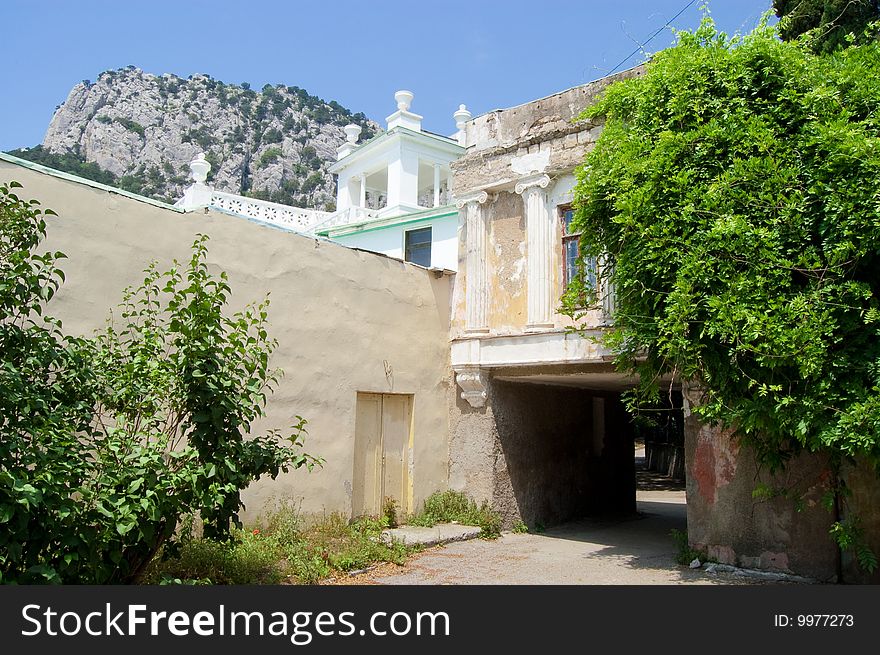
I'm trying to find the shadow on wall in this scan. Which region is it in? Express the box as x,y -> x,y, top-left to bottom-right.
490,380 -> 635,529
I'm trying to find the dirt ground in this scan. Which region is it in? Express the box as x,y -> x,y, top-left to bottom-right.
329,455 -> 796,586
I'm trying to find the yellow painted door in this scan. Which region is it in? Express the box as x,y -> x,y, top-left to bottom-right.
353,393 -> 383,517
352,393 -> 412,518
381,394 -> 412,515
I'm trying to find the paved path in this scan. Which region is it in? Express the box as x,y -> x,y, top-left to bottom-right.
370,494 -> 717,585
357,472 -> 783,585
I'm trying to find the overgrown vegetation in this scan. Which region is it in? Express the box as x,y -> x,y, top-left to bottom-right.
146,505 -> 412,584
258,147 -> 283,168
0,184 -> 319,583
671,529 -> 709,566
511,520 -> 529,534
774,0 -> 879,53
409,491 -> 502,539
564,15 -> 880,570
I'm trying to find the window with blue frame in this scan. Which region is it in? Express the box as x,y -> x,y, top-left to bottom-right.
560,206 -> 595,289
404,226 -> 432,267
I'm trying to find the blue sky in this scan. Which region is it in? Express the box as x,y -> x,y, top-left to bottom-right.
1,0 -> 777,151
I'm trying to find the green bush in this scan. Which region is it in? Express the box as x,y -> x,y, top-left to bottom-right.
258,147 -> 283,168
147,506 -> 412,584
670,529 -> 709,566
114,117 -> 145,137
410,491 -> 502,539
0,189 -> 320,583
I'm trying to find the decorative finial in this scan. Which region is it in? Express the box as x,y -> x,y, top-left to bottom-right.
189,152 -> 211,184
344,124 -> 362,144
395,90 -> 414,112
454,104 -> 471,131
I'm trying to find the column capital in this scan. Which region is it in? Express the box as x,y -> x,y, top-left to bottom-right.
454,190 -> 489,209
514,173 -> 551,195
454,366 -> 488,408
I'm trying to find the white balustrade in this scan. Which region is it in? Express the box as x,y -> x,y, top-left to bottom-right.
209,191 -> 330,232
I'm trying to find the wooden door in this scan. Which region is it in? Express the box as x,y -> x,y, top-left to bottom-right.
352,393 -> 412,518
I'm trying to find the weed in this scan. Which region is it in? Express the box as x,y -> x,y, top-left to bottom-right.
410,490 -> 502,539
145,504 -> 415,584
382,497 -> 399,528
511,520 -> 529,534
670,528 -> 709,566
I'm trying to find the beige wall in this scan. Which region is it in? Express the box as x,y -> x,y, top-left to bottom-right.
1,159 -> 453,523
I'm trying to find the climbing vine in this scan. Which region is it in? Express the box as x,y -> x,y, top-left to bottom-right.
563,16 -> 880,571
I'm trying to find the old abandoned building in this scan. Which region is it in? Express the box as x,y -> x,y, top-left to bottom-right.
2,66 -> 879,583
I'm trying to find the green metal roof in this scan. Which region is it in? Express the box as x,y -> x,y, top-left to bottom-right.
318,204 -> 458,237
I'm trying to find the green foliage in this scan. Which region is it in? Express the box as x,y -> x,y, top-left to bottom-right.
0,182 -> 96,584
569,16 -> 880,469
299,171 -> 324,195
7,146 -> 118,186
410,491 -> 502,539
115,117 -> 145,137
181,127 -> 217,151
262,128 -> 282,144
670,529 -> 709,566
147,506 -> 412,584
566,16 -> 880,569
774,0 -> 879,53
382,497 -> 399,529
830,518 -> 878,573
258,147 -> 283,169
0,189 -> 320,583
511,520 -> 529,534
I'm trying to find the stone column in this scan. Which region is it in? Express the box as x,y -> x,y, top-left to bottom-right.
358,174 -> 367,209
515,174 -> 553,329
433,163 -> 441,208
456,190 -> 490,333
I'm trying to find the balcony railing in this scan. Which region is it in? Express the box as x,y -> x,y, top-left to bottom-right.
209,191 -> 330,232
310,206 -> 379,232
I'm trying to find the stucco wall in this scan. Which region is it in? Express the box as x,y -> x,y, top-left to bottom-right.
683,390 -> 880,583
683,402 -> 838,580
1,160 -> 453,523
450,376 -> 635,528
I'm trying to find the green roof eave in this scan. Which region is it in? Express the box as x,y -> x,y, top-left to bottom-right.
318,204 -> 458,237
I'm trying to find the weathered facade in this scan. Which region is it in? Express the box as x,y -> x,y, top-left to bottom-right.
448,68 -> 646,527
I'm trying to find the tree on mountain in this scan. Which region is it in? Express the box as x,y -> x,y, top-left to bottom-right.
774,0 -> 879,52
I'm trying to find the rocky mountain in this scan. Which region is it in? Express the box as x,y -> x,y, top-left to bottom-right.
9,67 -> 379,209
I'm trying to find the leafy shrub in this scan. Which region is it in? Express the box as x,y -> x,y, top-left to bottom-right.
114,117 -> 145,137
262,128 -> 282,144
0,190 -> 320,583
258,147 -> 283,168
410,491 -> 502,539
7,146 -> 118,186
670,529 -> 709,566
147,506 -> 412,584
